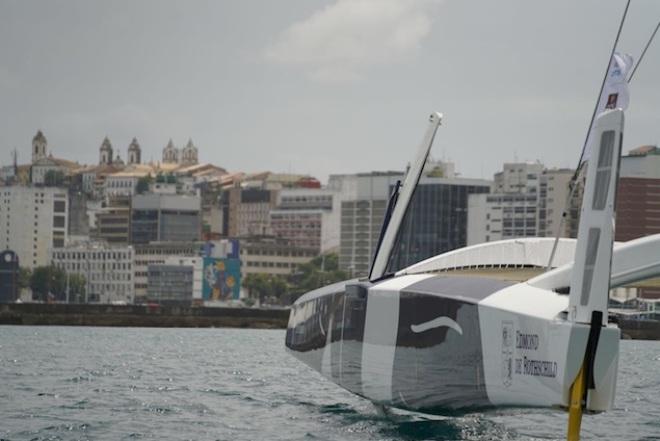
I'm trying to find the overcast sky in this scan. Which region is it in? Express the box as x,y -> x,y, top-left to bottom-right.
1,0 -> 659,182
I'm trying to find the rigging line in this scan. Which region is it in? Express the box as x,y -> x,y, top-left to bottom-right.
628,20 -> 660,83
546,0 -> 631,271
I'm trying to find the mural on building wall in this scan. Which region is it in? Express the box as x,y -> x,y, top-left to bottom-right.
202,257 -> 240,300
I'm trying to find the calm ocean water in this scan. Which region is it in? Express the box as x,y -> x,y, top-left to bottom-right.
0,326 -> 658,441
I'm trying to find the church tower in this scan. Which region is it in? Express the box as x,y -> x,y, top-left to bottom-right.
162,139 -> 178,164
32,130 -> 47,163
128,137 -> 141,165
181,138 -> 198,165
99,137 -> 113,165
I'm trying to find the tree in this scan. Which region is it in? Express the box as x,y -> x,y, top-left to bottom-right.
287,253 -> 347,304
242,273 -> 289,305
17,267 -> 31,290
68,273 -> 86,303
136,175 -> 153,194
242,253 -> 348,306
30,265 -> 67,302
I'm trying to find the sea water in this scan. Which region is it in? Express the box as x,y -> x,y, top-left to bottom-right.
0,326 -> 658,440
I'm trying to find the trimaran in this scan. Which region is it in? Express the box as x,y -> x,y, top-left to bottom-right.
285,4 -> 659,440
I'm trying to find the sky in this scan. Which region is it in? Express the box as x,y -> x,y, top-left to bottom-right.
1,0 -> 659,183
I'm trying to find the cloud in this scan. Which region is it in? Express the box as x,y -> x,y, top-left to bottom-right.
266,0 -> 441,82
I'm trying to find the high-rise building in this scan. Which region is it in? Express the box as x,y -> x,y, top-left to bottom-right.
617,146 -> 660,241
131,193 -> 201,244
0,186 -> 68,268
93,196 -> 131,244
269,188 -> 340,253
222,185 -> 278,237
538,168 -> 580,238
617,146 -> 660,300
332,171 -> 403,277
387,177 -> 491,271
468,162 -> 544,245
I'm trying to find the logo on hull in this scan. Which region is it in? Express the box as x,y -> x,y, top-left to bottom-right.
410,316 -> 463,335
501,321 -> 514,388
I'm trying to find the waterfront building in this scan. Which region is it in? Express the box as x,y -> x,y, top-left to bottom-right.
147,256 -> 203,305
493,162 -> 544,193
93,196 -> 131,244
133,242 -> 198,301
538,168 -> 582,239
222,185 -> 279,237
0,186 -> 68,268
269,187 -> 340,253
617,145 -> 660,241
51,241 -> 134,304
617,145 -> 660,299
239,236 -> 316,278
331,171 -> 403,277
387,177 -> 492,271
467,162 -> 544,245
131,193 -> 201,244
67,189 -> 90,239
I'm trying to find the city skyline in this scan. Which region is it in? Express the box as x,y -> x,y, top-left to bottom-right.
1,0 -> 660,183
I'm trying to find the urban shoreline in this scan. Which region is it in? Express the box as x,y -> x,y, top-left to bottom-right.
0,303 -> 288,329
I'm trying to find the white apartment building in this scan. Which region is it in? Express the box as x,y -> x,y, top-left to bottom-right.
133,242 -> 198,301
147,256 -> 203,304
0,186 -> 68,268
494,162 -> 544,193
51,242 -> 134,304
104,171 -> 145,197
239,237 -> 317,277
538,168 -> 576,238
329,171 -> 404,277
467,162 -> 543,245
467,192 -> 539,245
270,187 -> 341,253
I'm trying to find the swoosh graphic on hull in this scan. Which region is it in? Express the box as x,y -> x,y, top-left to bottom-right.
411,316 -> 463,335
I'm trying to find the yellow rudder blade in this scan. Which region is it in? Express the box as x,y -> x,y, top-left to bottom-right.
567,364 -> 587,441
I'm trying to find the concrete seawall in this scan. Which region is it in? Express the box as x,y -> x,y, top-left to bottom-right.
0,303 -> 289,329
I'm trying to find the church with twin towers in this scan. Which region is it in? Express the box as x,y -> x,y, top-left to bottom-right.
98,137 -> 198,166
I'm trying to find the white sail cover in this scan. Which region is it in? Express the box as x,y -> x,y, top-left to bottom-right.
583,52 -> 633,162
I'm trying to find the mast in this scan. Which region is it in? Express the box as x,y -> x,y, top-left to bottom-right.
368,112 -> 442,281
568,109 -> 624,325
